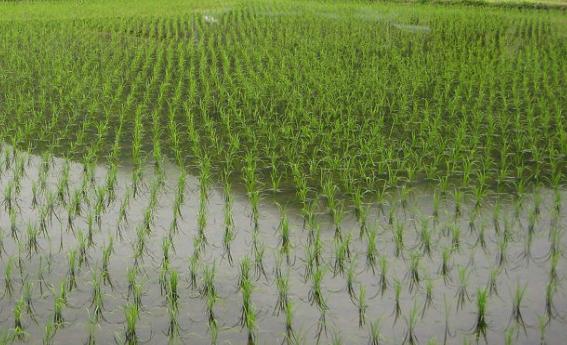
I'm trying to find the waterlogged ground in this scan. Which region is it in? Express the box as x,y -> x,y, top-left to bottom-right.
0,146 -> 565,345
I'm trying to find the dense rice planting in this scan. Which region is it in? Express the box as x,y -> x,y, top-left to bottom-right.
0,1 -> 566,344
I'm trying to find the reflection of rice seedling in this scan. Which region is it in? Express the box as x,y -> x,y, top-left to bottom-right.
402,303 -> 420,345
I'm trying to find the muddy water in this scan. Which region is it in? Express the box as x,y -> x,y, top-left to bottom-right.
0,146 -> 565,345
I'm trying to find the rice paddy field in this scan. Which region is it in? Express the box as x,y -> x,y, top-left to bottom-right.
0,0 -> 566,344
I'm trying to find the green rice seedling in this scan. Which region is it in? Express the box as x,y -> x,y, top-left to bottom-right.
329,330 -> 343,345
12,296 -> 26,340
549,250 -> 560,284
77,231 -> 89,268
441,295 -> 453,345
407,252 -> 421,292
274,267 -> 289,316
118,189 -> 132,230
188,253 -> 200,291
159,239 -> 172,295
0,229 -> 5,259
545,280 -> 558,322
440,247 -> 452,284
123,303 -> 139,345
492,201 -> 501,234
22,280 -> 35,321
252,233 -> 267,280
102,237 -> 113,288
84,316 -> 97,345
239,278 -> 256,345
393,279 -> 402,325
9,208 -> 18,241
308,265 -> 328,314
422,278 -> 433,318
432,192 -> 440,219
378,256 -> 388,296
402,303 -> 420,345
473,288 -> 488,343
486,268 -> 500,297
133,226 -> 148,267
204,293 -> 217,344
419,219 -> 432,257
238,256 -> 252,291
455,266 -> 470,310
331,202 -> 345,241
3,256 -> 14,298
496,237 -> 509,269
278,207 -> 292,264
504,325 -> 517,345
165,271 -> 181,338
357,285 -> 368,328
510,283 -> 527,332
450,224 -> 461,253
53,287 -> 65,329
31,181 -> 40,209
282,300 -> 296,345
453,189 -> 463,218
42,320 -> 55,345
346,258 -> 358,301
368,319 -> 383,345
353,189 -> 369,239
200,263 -> 216,300
538,315 -> 548,344
26,223 -> 40,258
2,180 -> 15,212
197,202 -> 208,249
67,249 -> 78,291
333,233 -> 351,277
366,225 -> 378,273
387,205 -> 396,226
394,222 -> 405,258
90,271 -> 105,322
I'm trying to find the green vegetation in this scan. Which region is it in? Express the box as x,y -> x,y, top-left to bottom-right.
0,0 -> 565,344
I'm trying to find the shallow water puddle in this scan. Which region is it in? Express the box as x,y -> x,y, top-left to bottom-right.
0,146 -> 565,345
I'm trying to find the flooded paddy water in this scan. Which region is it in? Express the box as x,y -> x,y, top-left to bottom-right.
0,145 -> 565,345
